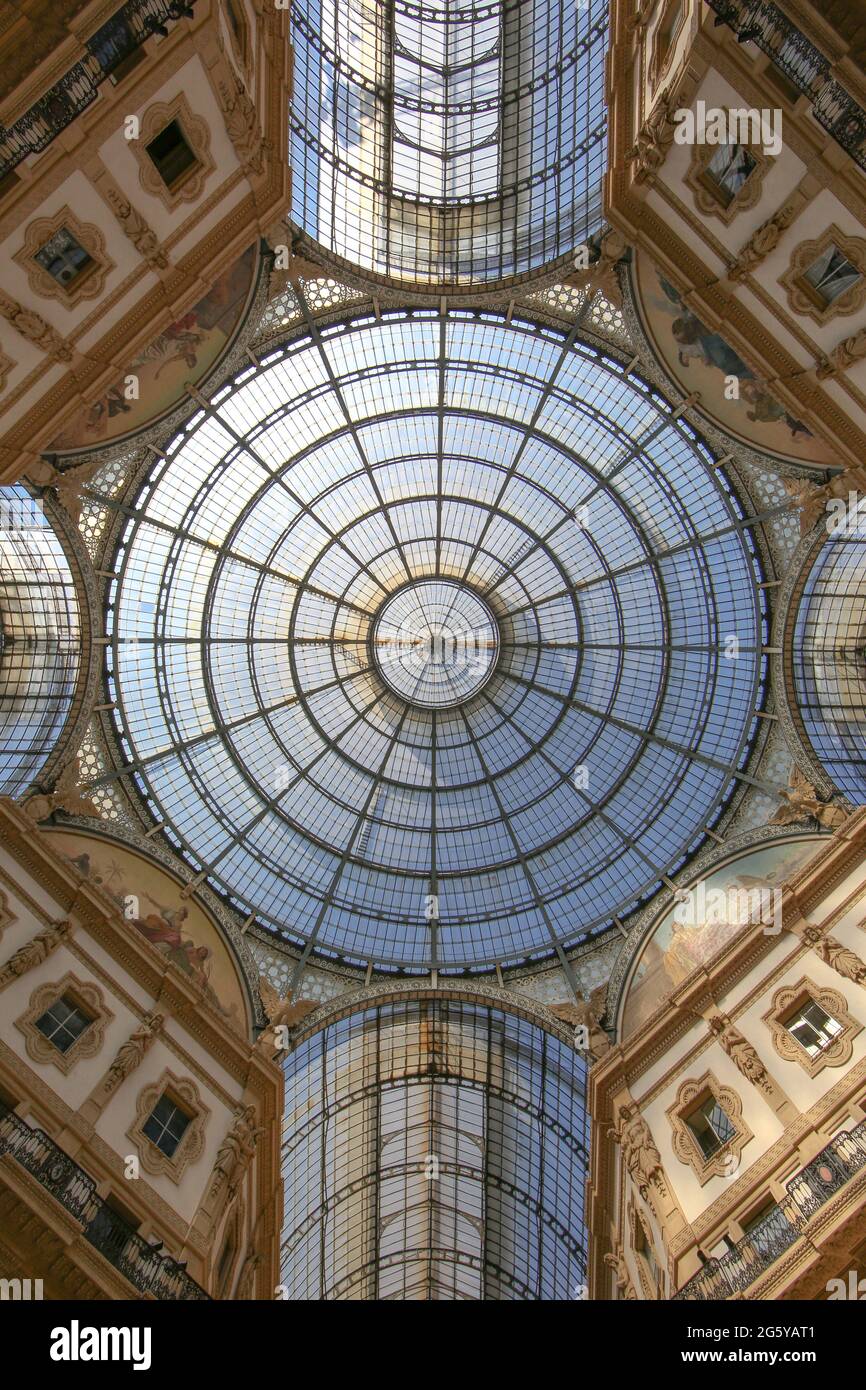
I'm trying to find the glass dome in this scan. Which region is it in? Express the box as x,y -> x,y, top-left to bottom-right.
792,524 -> 866,802
289,0 -> 607,284
107,308 -> 765,972
0,486 -> 80,796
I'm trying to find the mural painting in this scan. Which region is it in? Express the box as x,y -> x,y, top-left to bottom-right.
619,836 -> 824,1039
634,254 -> 835,465
51,244 -> 257,452
46,828 -> 249,1034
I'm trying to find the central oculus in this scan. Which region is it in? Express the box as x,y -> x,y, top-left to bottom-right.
371,579 -> 500,709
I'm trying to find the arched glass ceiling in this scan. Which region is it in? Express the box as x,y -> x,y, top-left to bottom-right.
792,525 -> 866,802
280,996 -> 589,1300
107,308 -> 765,972
0,486 -> 80,796
289,0 -> 607,284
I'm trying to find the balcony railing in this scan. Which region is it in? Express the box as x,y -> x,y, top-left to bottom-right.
0,1102 -> 209,1300
705,1 -> 866,173
0,0 -> 195,181
673,1117 -> 866,1299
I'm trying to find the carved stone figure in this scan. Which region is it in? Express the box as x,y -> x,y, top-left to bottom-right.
22,757 -> 100,822
626,89 -> 677,184
27,458 -> 104,525
256,976 -> 319,1056
567,229 -> 627,307
104,187 -> 169,269
709,1016 -> 772,1093
604,1246 -> 637,1300
0,292 -> 72,361
816,327 -> 866,379
770,766 -> 848,831
616,1104 -> 665,1199
104,1012 -> 164,1094
210,1104 -> 263,1199
219,73 -> 267,177
236,1248 -> 262,1300
627,0 -> 655,31
803,929 -> 866,985
0,920 -> 71,990
549,982 -> 611,1057
728,202 -> 798,283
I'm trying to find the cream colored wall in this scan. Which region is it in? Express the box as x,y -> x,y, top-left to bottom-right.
629,862 -> 866,1226
0,846 -> 242,1225
97,56 -> 241,243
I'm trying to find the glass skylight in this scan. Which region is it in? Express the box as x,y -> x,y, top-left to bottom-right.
107,308 -> 764,972
281,996 -> 589,1299
289,0 -> 608,283
792,526 -> 866,802
0,486 -> 80,797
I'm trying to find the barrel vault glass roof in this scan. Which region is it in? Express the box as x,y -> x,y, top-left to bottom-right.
793,525 -> 866,802
289,0 -> 607,283
106,307 -> 766,973
281,996 -> 589,1299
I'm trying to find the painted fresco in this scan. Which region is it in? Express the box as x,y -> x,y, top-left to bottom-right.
51,244 -> 257,452
634,254 -> 835,465
619,836 -> 824,1040
47,828 -> 249,1034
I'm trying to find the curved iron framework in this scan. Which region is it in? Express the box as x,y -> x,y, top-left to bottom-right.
289,0 -> 607,284
0,486 -> 80,797
280,995 -> 589,1300
791,527 -> 866,802
103,304 -> 768,974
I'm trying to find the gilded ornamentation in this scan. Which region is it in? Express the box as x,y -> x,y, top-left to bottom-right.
802,930 -> 866,986
779,225 -> 866,325
0,292 -> 72,361
16,973 -> 113,1075
604,1245 -> 637,1299
727,201 -> 799,282
763,977 -> 862,1078
217,71 -> 267,177
770,765 -> 848,830
103,186 -> 169,270
615,1103 -> 666,1199
22,757 -> 101,822
103,1012 -> 165,1094
0,920 -> 72,991
27,458 -> 105,525
626,88 -> 677,184
208,1103 -> 263,1200
256,976 -> 319,1056
816,327 -> 866,378
667,1073 -> 752,1185
708,1015 -> 773,1094
13,207 -> 113,307
127,1069 -> 209,1181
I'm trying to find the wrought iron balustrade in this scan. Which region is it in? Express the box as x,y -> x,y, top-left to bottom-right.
0,1102 -> 209,1299
673,1117 -> 866,1299
705,1 -> 866,173
0,0 -> 195,181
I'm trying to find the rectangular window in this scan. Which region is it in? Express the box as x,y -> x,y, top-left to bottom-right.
701,143 -> 757,207
142,1094 -> 191,1157
686,1095 -> 735,1159
34,994 -> 93,1053
145,120 -> 198,190
784,999 -> 843,1057
34,228 -> 94,290
800,245 -> 861,308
